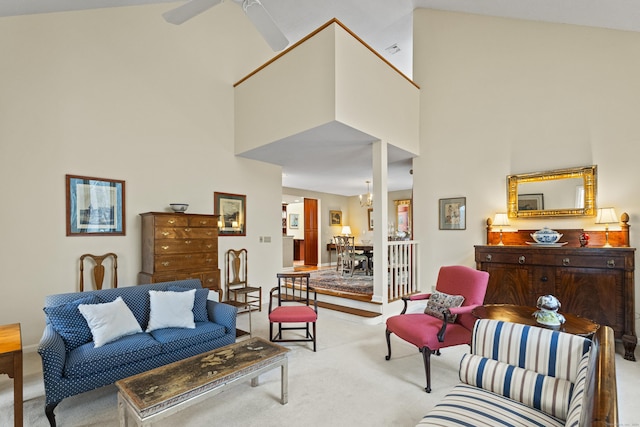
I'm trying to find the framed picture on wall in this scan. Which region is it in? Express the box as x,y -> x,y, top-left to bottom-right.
330,210 -> 342,226
367,208 -> 373,231
289,213 -> 299,228
214,192 -> 246,236
66,174 -> 125,236
439,197 -> 466,230
518,193 -> 544,211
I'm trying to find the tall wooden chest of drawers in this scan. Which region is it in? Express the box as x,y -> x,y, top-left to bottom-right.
138,212 -> 220,292
475,245 -> 636,360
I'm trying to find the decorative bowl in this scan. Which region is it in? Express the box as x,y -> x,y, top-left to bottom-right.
530,227 -> 562,244
170,203 -> 189,213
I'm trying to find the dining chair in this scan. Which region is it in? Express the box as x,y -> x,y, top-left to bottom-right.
268,272 -> 318,351
337,236 -> 368,276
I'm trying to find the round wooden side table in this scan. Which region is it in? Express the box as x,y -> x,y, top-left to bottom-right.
472,304 -> 600,338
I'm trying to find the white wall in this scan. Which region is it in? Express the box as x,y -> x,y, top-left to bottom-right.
0,3 -> 284,347
413,10 -> 640,330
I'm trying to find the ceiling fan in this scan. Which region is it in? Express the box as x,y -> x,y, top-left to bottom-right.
162,0 -> 289,51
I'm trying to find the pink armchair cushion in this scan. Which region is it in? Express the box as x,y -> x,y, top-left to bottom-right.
386,314 -> 472,350
269,306 -> 317,323
423,290 -> 465,322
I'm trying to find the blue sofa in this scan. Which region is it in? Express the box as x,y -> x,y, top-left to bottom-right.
38,279 -> 237,426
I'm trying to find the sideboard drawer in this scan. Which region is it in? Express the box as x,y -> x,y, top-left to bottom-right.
551,255 -> 626,270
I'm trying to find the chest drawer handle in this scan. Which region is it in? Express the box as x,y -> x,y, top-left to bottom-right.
485,254 -> 492,262
161,261 -> 170,267
168,219 -> 175,224
200,220 -> 208,225
205,258 -> 213,263
607,259 -> 616,268
518,256 -> 525,264
184,228 -> 191,232
563,258 -> 570,266
184,240 -> 192,245
161,245 -> 169,250
162,232 -> 170,237
541,276 -> 548,282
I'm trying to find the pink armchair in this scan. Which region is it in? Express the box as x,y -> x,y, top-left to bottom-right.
385,265 -> 489,392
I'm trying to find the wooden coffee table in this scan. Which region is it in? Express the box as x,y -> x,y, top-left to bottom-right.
116,337 -> 289,426
472,304 -> 600,337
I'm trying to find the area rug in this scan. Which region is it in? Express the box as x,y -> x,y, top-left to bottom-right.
309,268 -> 373,295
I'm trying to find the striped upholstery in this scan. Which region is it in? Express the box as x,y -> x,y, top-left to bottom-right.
417,383 -> 564,427
564,352 -> 591,427
471,320 -> 591,382
416,320 -> 593,427
459,354 -> 574,419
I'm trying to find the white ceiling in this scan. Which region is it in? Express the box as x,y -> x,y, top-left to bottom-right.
4,0 -> 639,197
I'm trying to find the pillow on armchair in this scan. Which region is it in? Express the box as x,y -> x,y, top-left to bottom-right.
424,290 -> 465,322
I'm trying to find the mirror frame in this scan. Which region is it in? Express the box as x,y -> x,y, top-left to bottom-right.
394,199 -> 412,235
507,165 -> 597,218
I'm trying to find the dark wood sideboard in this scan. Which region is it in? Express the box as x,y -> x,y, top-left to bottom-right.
138,212 -> 221,294
476,217 -> 636,361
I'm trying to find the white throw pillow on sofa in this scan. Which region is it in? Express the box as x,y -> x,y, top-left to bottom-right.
78,296 -> 143,348
146,289 -> 196,332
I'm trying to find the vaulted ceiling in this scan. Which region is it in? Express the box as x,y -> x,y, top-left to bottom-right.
4,0 -> 638,196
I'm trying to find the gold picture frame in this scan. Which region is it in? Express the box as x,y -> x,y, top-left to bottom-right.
330,210 -> 342,226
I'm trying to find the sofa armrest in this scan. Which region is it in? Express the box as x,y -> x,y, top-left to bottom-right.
207,300 -> 237,333
581,326 -> 618,427
37,324 -> 67,380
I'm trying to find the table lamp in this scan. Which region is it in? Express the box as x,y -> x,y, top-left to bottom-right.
492,213 -> 510,246
596,207 -> 618,247
341,225 -> 352,236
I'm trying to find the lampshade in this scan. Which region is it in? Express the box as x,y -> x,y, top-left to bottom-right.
492,213 -> 510,227
341,226 -> 352,235
596,207 -> 618,225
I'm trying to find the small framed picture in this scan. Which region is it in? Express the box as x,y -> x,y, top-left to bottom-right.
439,197 -> 466,230
330,210 -> 342,226
66,174 -> 125,236
367,208 -> 373,231
289,213 -> 299,229
518,193 -> 544,211
214,192 -> 246,236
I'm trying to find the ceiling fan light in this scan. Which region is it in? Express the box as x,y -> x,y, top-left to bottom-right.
242,0 -> 289,51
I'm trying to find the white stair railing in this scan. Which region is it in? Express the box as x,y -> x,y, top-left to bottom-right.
387,240 -> 419,302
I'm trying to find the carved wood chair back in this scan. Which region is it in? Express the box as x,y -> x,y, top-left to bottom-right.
79,253 -> 118,292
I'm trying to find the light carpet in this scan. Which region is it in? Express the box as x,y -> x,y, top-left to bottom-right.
308,268 -> 373,295
1,309 -> 639,427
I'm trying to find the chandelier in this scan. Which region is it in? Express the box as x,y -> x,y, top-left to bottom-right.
359,180 -> 373,208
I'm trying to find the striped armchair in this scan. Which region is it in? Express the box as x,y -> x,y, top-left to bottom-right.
417,319 -> 618,427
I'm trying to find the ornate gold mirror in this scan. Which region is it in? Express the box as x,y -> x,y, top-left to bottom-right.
507,165 -> 597,218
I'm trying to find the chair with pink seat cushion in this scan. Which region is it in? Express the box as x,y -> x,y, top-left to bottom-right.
385,265 -> 489,392
268,272 -> 318,351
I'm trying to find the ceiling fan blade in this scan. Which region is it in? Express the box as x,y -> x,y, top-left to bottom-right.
162,0 -> 223,25
242,0 -> 289,51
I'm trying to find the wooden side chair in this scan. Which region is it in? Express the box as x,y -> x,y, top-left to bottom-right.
225,249 -> 262,311
268,273 -> 318,351
79,253 -> 118,292
385,265 -> 489,392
